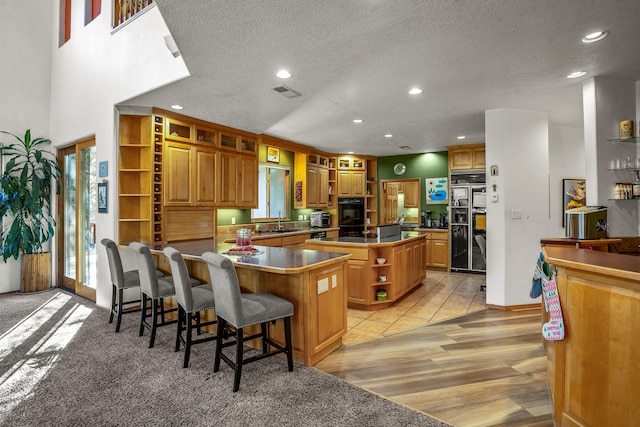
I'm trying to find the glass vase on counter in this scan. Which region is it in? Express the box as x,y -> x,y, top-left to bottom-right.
236,228 -> 252,248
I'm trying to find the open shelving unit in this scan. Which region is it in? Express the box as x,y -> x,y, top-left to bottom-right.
364,158 -> 378,236
118,115 -> 154,244
328,157 -> 338,226
370,247 -> 392,304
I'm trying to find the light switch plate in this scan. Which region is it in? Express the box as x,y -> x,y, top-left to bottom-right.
511,209 -> 522,219
317,278 -> 329,294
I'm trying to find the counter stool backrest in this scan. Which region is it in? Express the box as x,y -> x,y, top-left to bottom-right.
129,242 -> 162,297
163,247 -> 195,311
202,252 -> 245,327
102,238 -> 126,290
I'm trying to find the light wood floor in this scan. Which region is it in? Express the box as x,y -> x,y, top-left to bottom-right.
316,271 -> 553,427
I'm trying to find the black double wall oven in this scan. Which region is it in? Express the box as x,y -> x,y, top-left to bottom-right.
338,198 -> 365,237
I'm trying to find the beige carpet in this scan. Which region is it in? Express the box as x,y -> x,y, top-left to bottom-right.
0,289 -> 452,426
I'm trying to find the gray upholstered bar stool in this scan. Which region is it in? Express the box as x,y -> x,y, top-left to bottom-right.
163,247 -> 218,368
130,242 -> 201,348
102,238 -> 166,333
202,251 -> 294,392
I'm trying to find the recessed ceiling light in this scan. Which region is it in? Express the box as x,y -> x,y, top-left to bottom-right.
347,151 -> 354,154
384,134 -> 393,138
408,88 -> 423,95
353,119 -> 364,123
276,69 -> 292,79
581,31 -> 609,44
457,136 -> 466,140
170,104 -> 184,110
567,71 -> 587,79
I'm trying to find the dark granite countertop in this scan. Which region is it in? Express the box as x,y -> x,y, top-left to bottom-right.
307,231 -> 426,246
223,227 -> 339,243
151,238 -> 350,274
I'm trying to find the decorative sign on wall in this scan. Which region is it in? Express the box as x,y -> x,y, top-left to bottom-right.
98,181 -> 108,213
267,146 -> 280,163
99,161 -> 108,177
426,177 -> 448,204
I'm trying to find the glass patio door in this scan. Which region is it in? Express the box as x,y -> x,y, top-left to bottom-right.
57,139 -> 97,300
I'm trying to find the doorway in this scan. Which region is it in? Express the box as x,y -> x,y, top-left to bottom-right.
379,178 -> 421,225
57,138 -> 97,300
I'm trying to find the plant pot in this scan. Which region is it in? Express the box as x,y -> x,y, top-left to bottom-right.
20,252 -> 52,292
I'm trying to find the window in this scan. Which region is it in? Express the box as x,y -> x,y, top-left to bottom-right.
85,0 -> 101,24
60,0 -> 71,45
252,164 -> 289,221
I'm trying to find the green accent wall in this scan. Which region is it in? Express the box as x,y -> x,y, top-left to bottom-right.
377,152 -> 449,218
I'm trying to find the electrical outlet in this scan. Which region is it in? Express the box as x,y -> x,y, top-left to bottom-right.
231,217 -> 236,225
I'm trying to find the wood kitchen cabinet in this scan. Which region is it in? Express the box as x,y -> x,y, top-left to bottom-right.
418,229 -> 449,271
448,143 -> 485,171
194,147 -> 216,206
337,155 -> 367,198
306,234 -> 426,310
337,170 -> 366,197
294,153 -> 329,208
164,141 -> 193,206
403,180 -> 420,208
217,151 -> 239,207
164,142 -> 217,207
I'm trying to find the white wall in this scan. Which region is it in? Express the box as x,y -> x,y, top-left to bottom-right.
583,77 -> 638,237
548,126 -> 585,238
0,0 -> 53,293
45,3 -> 189,307
485,109 -> 550,307
0,2 -> 189,299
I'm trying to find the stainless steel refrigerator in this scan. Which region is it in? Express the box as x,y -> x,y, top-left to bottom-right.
450,179 -> 486,272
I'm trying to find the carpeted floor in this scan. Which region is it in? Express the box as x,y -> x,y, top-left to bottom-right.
0,289 -> 451,426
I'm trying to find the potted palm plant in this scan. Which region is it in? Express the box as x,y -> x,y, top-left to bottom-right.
0,129 -> 61,292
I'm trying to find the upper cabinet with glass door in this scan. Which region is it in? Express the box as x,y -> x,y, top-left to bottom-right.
218,131 -> 257,155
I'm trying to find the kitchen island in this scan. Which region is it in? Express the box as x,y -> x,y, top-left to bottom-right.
151,239 -> 351,366
542,246 -> 640,426
306,231 -> 427,310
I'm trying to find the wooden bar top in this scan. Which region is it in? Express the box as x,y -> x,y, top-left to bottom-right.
543,246 -> 640,283
540,237 -> 621,252
150,238 -> 351,275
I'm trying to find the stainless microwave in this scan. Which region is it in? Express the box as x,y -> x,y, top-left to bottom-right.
310,211 -> 330,228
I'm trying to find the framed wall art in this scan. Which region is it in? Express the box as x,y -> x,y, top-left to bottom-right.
426,177 -> 448,204
267,146 -> 280,163
562,178 -> 585,226
98,181 -> 108,213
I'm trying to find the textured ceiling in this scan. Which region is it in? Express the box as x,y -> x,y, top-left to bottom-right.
123,0 -> 640,156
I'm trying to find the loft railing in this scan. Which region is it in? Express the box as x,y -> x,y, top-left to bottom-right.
113,0 -> 154,28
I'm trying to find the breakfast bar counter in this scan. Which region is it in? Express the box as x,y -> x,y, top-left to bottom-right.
151,239 -> 351,365
542,246 -> 640,426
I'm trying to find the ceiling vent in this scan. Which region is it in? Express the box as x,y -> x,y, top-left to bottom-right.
399,145 -> 413,150
272,85 -> 302,98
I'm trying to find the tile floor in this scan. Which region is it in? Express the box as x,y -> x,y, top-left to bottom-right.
343,270 -> 487,345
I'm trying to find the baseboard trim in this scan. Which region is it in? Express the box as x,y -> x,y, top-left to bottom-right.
486,303 -> 541,311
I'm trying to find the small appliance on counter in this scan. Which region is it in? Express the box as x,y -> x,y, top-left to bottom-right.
310,211 -> 330,228
439,213 -> 448,228
421,210 -> 433,228
376,224 -> 401,239
565,206 -> 607,239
